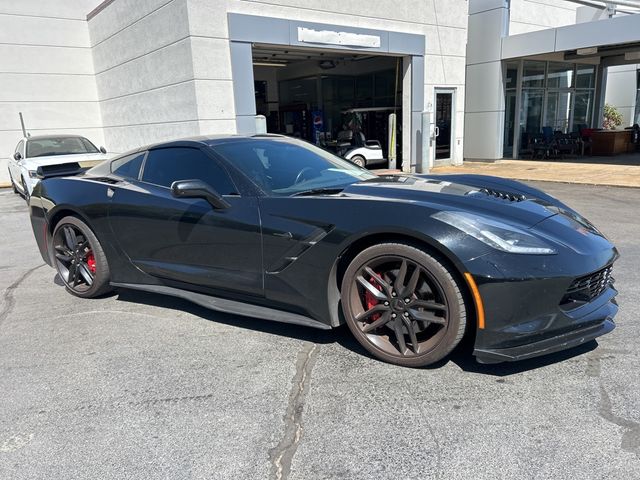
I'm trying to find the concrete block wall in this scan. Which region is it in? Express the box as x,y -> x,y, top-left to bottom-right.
87,0 -> 211,153
509,0 -> 578,35
0,0 -> 105,184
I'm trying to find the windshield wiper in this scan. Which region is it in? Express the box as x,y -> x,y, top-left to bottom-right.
291,187 -> 345,197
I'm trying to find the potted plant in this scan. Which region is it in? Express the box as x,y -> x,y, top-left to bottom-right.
603,104 -> 623,130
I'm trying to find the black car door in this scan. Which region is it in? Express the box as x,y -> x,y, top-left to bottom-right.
107,146 -> 263,297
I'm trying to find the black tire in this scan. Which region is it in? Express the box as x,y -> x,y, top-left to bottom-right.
8,170 -> 18,194
52,216 -> 112,298
350,155 -> 366,168
341,242 -> 466,367
21,177 -> 30,202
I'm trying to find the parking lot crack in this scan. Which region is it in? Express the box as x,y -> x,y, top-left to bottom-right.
0,264 -> 45,329
269,343 -> 319,480
599,383 -> 640,458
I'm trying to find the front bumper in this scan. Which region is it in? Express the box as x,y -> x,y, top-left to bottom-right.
474,288 -> 617,363
465,247 -> 619,364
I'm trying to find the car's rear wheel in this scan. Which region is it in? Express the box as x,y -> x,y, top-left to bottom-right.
341,243 -> 466,367
350,155 -> 366,168
52,216 -> 112,298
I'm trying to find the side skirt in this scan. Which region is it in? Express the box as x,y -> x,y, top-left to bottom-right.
110,282 -> 333,331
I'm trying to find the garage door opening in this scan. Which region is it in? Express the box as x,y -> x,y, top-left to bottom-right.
252,45 -> 404,170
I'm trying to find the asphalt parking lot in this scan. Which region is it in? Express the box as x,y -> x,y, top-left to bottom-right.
1,182 -> 639,480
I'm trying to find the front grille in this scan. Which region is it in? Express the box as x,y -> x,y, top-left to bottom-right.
478,188 -> 526,202
560,265 -> 614,310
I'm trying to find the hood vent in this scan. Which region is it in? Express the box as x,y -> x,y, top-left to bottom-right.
477,188 -> 526,203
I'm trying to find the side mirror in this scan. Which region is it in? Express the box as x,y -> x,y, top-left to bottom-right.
171,179 -> 231,210
99,146 -> 107,154
13,152 -> 22,161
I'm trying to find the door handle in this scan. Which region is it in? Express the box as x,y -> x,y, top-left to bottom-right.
273,231 -> 293,240
107,187 -> 114,198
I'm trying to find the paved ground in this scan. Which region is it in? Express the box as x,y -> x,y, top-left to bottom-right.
431,158 -> 640,188
0,182 -> 639,480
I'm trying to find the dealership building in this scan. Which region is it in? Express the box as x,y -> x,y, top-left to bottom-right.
1,0 -> 640,183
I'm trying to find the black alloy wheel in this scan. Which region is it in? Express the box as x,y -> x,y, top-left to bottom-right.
341,243 -> 466,367
52,216 -> 112,298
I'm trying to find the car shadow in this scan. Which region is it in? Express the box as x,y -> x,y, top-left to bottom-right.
109,287 -> 601,376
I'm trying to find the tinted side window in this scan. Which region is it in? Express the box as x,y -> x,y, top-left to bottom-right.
15,141 -> 24,155
111,153 -> 145,179
141,147 -> 237,194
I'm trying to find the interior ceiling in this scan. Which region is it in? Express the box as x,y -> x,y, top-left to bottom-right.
252,46 -> 382,66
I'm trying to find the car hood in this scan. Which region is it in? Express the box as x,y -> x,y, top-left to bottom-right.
342,175 -> 563,229
25,152 -> 110,168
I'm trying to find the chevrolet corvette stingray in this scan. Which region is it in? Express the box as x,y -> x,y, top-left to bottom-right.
27,135 -> 618,367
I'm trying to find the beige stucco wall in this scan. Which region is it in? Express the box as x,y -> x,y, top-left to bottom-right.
0,0 -> 105,184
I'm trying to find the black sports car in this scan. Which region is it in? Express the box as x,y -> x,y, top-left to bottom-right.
27,135 -> 618,367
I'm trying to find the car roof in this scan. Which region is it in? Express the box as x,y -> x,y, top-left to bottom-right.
99,134 -> 291,162
24,134 -> 89,141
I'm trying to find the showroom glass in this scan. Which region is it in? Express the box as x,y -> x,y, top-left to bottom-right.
142,147 -> 237,195
26,137 -> 99,158
111,152 -> 145,179
213,138 -> 376,196
547,62 -> 574,89
503,61 -> 519,156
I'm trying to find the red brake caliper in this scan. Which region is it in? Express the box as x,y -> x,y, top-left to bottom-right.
86,252 -> 96,274
364,272 -> 384,322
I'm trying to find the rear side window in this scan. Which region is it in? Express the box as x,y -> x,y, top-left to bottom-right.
141,147 -> 237,195
111,153 -> 145,180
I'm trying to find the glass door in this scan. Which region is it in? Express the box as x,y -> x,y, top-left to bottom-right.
434,89 -> 455,165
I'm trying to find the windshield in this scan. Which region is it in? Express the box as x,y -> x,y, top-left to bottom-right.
213,137 -> 377,196
26,137 -> 99,158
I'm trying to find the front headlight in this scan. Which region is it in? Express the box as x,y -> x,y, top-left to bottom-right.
432,211 -> 557,255
28,170 -> 38,179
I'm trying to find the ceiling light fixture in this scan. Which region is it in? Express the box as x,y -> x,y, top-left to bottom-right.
253,61 -> 288,67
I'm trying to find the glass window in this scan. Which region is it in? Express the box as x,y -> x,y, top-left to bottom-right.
634,69 -> 640,125
572,90 -> 595,133
15,140 -> 24,155
520,90 -> 544,135
142,147 -> 237,195
522,61 -> 546,88
544,91 -> 573,132
504,62 -> 519,90
111,152 -> 145,180
576,65 -> 596,89
213,138 -> 376,196
26,136 -> 98,158
547,62 -> 574,89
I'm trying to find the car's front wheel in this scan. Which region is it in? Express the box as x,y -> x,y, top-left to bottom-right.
52,216 -> 112,298
8,170 -> 18,194
341,243 -> 466,367
21,177 -> 30,202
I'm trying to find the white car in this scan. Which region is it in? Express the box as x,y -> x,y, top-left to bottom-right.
8,135 -> 110,200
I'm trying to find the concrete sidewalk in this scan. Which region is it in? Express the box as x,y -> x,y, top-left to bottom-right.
429,159 -> 640,188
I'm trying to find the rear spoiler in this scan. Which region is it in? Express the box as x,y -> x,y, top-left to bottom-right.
36,162 -> 88,179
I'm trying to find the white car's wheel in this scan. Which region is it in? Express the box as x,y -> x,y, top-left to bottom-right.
350,155 -> 366,168
8,170 -> 19,194
21,177 -> 30,202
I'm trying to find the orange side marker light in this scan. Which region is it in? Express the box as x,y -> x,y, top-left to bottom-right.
463,272 -> 485,330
